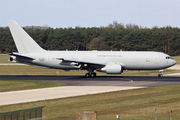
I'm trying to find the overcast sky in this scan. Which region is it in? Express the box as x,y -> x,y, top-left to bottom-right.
1,0 -> 180,28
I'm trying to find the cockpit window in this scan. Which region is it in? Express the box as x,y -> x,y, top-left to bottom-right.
166,56 -> 172,59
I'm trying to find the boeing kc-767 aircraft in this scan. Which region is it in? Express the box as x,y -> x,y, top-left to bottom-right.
7,20 -> 176,77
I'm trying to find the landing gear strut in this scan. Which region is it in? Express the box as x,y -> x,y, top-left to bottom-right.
85,68 -> 96,78
158,70 -> 163,77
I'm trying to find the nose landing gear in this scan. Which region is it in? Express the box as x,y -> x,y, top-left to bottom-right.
158,70 -> 163,77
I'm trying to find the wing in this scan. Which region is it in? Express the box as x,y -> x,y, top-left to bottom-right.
57,58 -> 106,69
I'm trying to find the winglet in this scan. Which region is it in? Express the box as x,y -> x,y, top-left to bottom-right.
7,20 -> 46,54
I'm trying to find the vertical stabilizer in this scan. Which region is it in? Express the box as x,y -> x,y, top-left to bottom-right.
7,20 -> 46,54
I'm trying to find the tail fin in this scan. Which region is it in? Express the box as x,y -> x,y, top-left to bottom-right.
7,20 -> 46,54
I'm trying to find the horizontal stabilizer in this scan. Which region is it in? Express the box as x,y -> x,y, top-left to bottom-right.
9,53 -> 35,60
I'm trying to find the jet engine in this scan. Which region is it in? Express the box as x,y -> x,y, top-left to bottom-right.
9,56 -> 16,62
100,64 -> 123,74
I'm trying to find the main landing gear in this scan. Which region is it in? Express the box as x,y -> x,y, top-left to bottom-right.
85,72 -> 96,78
85,68 -> 96,78
158,69 -> 163,77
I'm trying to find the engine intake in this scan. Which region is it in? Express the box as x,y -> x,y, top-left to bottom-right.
9,56 -> 16,62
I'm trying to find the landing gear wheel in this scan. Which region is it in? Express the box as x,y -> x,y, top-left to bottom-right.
85,73 -> 90,78
90,72 -> 96,77
85,72 -> 96,78
158,74 -> 163,77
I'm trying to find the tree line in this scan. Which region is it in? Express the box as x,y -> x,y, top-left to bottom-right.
0,21 -> 180,56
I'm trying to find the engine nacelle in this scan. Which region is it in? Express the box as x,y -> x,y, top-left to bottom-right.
9,56 -> 16,62
100,64 -> 123,74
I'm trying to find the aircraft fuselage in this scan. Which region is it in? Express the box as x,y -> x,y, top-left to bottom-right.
15,51 -> 176,71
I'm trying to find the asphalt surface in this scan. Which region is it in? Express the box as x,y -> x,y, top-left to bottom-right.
1,75 -> 180,87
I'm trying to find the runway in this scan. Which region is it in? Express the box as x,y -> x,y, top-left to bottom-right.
1,75 -> 180,87
1,75 -> 180,106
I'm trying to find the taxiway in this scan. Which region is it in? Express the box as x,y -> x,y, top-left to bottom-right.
1,75 -> 180,87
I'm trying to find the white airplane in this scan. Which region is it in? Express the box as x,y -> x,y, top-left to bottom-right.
7,20 -> 176,77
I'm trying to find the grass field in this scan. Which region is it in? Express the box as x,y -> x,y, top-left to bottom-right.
0,84 -> 180,120
0,54 -> 180,119
0,80 -> 65,92
0,54 -> 10,63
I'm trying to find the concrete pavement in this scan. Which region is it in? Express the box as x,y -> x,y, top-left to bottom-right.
0,86 -> 143,106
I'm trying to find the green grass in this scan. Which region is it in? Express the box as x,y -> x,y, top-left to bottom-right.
0,84 -> 180,120
0,54 -> 180,119
0,80 -> 66,92
0,54 -> 10,63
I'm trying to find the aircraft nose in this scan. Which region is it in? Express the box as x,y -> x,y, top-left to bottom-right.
174,60 -> 177,65
172,59 -> 176,66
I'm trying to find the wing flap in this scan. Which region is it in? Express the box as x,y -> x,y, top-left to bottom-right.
57,58 -> 105,67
